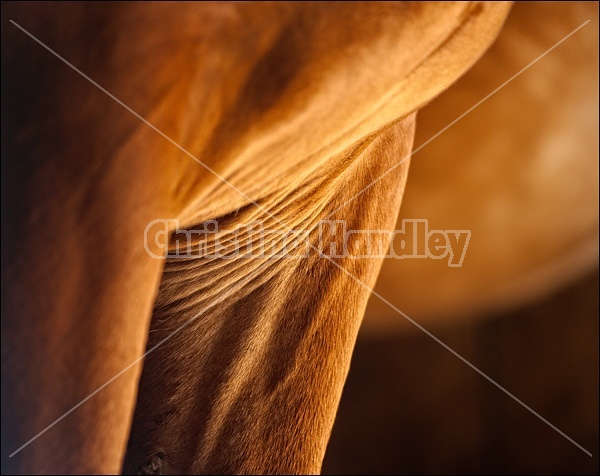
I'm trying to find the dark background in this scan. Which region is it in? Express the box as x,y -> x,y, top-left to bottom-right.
324,268 -> 599,474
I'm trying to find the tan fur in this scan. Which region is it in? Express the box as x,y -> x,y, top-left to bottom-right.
1,2 -> 510,474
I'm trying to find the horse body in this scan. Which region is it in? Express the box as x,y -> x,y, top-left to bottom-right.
2,3 -> 511,473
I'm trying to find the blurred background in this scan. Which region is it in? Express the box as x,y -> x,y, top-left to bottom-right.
324,3 -> 599,474
325,270 -> 598,474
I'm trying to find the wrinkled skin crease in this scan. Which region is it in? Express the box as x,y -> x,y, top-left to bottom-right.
124,115 -> 415,475
1,2 -> 510,474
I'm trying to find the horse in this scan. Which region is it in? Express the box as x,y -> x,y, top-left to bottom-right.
6,2 -> 566,473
